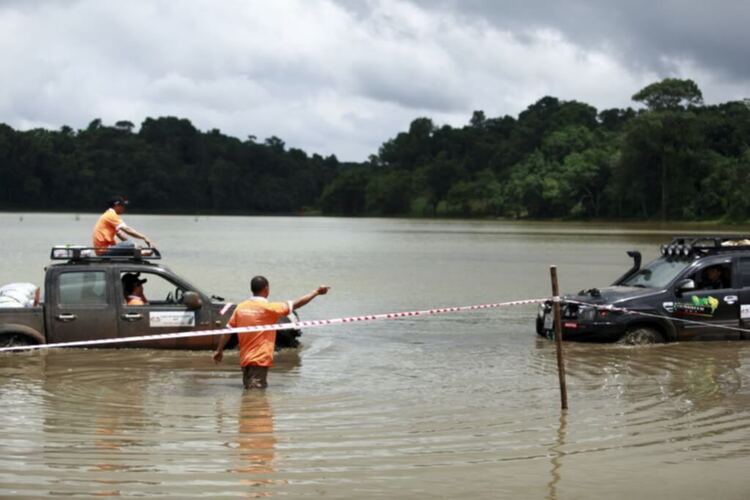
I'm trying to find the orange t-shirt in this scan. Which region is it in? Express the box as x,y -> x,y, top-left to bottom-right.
228,298 -> 291,367
126,296 -> 146,306
92,208 -> 126,252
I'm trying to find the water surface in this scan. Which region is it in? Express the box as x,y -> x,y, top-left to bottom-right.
1,214 -> 749,498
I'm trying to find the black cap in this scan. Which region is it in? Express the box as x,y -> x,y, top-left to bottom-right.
109,195 -> 129,208
122,273 -> 147,292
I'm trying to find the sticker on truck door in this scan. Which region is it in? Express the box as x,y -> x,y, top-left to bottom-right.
669,295 -> 719,317
149,311 -> 195,327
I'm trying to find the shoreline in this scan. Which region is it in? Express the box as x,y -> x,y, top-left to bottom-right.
2,209 -> 749,227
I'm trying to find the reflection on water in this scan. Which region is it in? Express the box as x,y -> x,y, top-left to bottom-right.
547,412 -> 567,500
235,393 -> 277,494
2,216 -> 750,498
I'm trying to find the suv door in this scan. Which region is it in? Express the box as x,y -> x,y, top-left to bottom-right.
117,269 -> 215,349
671,259 -> 740,341
736,257 -> 750,340
47,268 -> 118,343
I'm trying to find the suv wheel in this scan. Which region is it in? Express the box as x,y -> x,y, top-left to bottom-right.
618,327 -> 665,345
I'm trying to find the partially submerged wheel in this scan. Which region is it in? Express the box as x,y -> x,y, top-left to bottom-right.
0,332 -> 35,349
618,327 -> 665,345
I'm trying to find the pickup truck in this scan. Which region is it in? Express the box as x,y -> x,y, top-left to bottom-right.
0,246 -> 301,350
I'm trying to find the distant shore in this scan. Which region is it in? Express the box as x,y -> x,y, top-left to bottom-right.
3,210 -> 749,230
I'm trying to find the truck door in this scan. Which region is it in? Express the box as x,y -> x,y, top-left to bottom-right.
736,257 -> 750,340
47,269 -> 118,344
672,259 -> 740,341
117,270 -> 214,349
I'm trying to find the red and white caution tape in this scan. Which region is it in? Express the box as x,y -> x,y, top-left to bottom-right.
0,297 -> 547,353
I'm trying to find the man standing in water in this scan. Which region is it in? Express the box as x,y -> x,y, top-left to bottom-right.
92,196 -> 154,255
213,276 -> 330,389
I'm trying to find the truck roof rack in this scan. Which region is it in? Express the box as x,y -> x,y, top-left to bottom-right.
50,246 -> 162,262
661,236 -> 750,258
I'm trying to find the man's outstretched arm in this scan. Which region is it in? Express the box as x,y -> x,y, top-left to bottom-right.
292,285 -> 330,311
117,226 -> 154,247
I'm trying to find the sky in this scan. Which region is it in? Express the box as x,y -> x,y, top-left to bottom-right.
1,0 -> 748,161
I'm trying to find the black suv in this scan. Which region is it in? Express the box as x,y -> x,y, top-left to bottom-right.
536,236 -> 750,343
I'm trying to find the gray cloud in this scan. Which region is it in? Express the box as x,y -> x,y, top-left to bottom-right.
0,0 -> 747,162
413,0 -> 750,80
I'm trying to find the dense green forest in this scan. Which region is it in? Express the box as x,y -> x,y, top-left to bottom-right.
1,78 -> 749,220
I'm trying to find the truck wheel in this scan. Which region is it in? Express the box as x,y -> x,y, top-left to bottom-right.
618,327 -> 665,345
0,333 -> 35,348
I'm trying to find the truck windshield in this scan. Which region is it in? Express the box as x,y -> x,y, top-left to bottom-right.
621,257 -> 692,289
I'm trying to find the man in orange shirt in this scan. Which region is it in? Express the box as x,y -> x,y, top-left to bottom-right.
213,276 -> 330,389
92,196 -> 153,255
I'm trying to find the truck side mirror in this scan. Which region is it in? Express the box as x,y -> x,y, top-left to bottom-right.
182,291 -> 202,310
675,278 -> 695,296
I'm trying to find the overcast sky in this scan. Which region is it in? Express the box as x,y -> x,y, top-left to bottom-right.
1,0 -> 748,161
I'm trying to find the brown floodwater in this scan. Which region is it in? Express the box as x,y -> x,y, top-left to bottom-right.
1,214 -> 750,498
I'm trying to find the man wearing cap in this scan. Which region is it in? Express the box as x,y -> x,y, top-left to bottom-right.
92,196 -> 154,255
213,276 -> 330,389
122,273 -> 148,306
699,265 -> 727,290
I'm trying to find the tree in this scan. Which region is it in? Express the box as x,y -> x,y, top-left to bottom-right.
559,147 -> 615,217
632,78 -> 703,111
115,120 -> 135,133
320,168 -> 368,215
469,110 -> 486,128
621,79 -> 707,219
264,136 -> 285,152
541,126 -> 594,162
86,118 -> 102,132
365,170 -> 412,215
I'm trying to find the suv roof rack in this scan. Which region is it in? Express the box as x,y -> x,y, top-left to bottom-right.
661,235 -> 750,258
50,246 -> 161,262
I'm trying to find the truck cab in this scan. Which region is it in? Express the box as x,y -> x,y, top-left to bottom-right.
44,247 -> 225,349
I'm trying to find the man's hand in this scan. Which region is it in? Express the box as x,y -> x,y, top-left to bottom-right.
316,285 -> 331,295
144,237 -> 153,248
212,350 -> 223,363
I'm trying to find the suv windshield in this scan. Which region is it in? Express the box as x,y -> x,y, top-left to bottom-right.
621,257 -> 692,289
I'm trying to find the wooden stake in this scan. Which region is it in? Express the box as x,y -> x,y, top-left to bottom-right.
550,266 -> 569,410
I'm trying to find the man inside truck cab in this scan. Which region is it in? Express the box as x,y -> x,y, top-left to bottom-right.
92,196 -> 154,255
697,265 -> 729,290
122,273 -> 148,306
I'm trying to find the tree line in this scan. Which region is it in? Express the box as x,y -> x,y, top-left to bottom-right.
1,78 -> 749,220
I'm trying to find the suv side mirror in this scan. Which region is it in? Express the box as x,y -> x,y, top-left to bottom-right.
675,278 -> 695,296
183,291 -> 203,310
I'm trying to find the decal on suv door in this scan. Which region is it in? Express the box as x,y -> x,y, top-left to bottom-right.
672,295 -> 719,317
